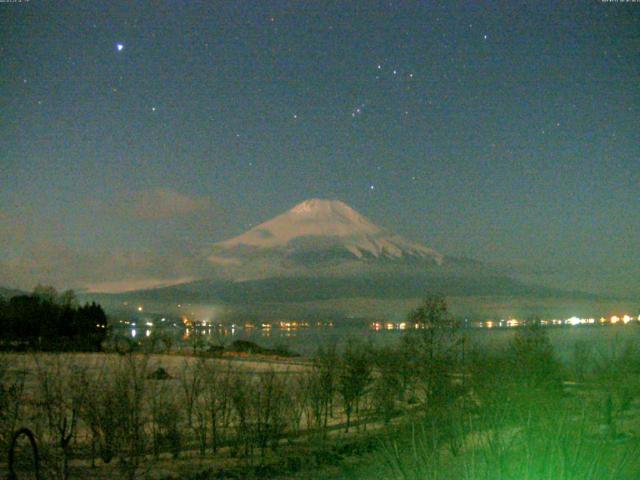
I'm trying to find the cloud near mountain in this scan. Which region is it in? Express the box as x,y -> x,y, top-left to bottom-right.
115,188 -> 211,220
0,243 -> 198,293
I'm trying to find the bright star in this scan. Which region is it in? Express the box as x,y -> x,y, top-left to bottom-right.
116,43 -> 124,52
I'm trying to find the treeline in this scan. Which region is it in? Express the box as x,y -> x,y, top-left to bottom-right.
0,285 -> 107,351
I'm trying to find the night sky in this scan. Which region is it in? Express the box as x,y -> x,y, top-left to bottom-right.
1,1 -> 638,296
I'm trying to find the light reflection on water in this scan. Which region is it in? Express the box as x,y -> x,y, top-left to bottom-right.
116,320 -> 640,361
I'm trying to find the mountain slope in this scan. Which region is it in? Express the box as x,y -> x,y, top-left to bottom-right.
208,199 -> 444,278
85,199 -> 608,318
99,273 -> 591,305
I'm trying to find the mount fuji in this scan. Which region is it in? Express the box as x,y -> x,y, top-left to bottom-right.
207,199 -> 449,280
99,199 -> 568,305
86,199 -> 600,319
81,199 -> 607,320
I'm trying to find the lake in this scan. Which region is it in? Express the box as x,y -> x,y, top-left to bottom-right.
116,318 -> 640,364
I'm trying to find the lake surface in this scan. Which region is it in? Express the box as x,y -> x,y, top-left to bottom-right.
224,323 -> 640,361
117,318 -> 640,364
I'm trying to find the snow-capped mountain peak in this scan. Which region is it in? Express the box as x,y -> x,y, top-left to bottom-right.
208,199 -> 443,276
217,199 -> 382,249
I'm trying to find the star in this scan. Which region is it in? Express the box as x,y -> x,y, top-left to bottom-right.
483,34 -> 488,40
293,114 -> 298,119
151,106 -> 157,112
369,184 -> 375,190
351,104 -> 366,118
116,43 -> 124,52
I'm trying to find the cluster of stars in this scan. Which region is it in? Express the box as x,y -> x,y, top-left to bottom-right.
374,63 -> 415,81
351,103 -> 366,118
346,63 -> 418,122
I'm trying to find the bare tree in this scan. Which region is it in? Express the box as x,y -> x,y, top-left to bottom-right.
337,339 -> 373,432
251,370 -> 290,463
230,374 -> 251,460
112,354 -> 150,480
308,344 -> 338,438
33,356 -> 83,480
286,373 -> 309,436
0,360 -> 25,456
148,370 -> 181,460
76,360 -> 119,467
202,360 -> 233,454
372,345 -> 407,424
402,294 -> 461,411
179,358 -> 208,456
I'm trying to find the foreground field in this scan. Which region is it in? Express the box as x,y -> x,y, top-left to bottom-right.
2,319 -> 640,479
0,349 -> 403,479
